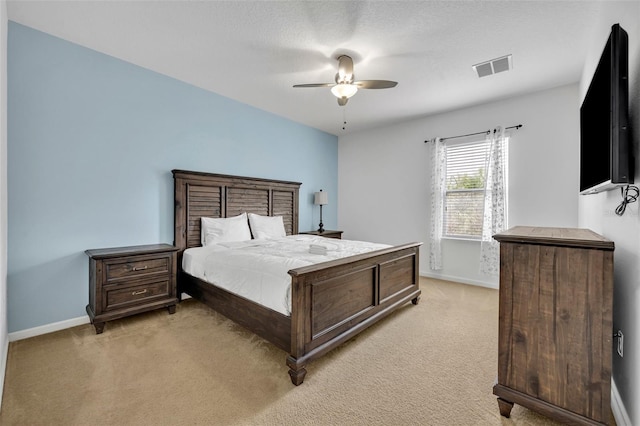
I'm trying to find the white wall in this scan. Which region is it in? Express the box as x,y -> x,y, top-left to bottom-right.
0,0 -> 8,412
578,2 -> 640,425
338,84 -> 579,288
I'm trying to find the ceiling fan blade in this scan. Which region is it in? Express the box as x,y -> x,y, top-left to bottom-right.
336,55 -> 354,83
293,83 -> 335,88
293,55 -> 395,107
354,80 -> 398,89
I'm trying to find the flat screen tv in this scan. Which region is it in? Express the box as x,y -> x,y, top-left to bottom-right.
580,23 -> 633,194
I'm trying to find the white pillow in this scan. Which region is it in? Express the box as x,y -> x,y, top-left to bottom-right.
201,213 -> 251,246
248,213 -> 286,239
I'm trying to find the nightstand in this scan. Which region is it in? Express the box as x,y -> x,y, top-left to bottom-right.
299,230 -> 343,239
86,244 -> 179,334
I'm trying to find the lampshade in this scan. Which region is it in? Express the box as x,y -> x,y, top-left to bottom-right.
330,83 -> 358,99
314,190 -> 328,206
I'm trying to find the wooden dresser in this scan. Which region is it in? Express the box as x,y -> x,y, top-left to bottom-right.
492,226 -> 613,425
86,244 -> 179,334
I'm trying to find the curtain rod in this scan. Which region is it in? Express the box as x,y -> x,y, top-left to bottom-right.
424,124 -> 523,143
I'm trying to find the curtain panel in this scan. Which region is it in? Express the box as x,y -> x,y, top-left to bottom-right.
428,137 -> 445,270
480,126 -> 508,275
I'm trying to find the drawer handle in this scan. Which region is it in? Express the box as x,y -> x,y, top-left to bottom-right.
132,266 -> 148,271
132,289 -> 147,296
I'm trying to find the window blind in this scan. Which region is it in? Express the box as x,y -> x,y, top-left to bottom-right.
444,140 -> 490,238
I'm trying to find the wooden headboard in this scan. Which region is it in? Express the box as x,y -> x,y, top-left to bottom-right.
173,170 -> 301,251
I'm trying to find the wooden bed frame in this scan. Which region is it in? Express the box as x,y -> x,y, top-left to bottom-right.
173,169 -> 421,385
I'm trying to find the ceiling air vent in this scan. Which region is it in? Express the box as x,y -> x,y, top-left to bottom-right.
473,55 -> 512,78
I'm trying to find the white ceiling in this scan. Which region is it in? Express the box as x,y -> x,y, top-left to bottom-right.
7,0 -> 606,136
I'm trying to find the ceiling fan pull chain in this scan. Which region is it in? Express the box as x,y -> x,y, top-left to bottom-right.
342,108 -> 347,130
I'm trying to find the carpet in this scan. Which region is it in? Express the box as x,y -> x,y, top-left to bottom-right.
0,278 -> 574,425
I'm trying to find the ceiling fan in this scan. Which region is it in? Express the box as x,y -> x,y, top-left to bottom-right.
293,55 -> 397,106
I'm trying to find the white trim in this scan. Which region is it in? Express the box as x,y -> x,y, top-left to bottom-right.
8,295 -> 192,341
0,333 -> 8,411
420,271 -> 498,289
8,315 -> 89,342
611,378 -> 632,426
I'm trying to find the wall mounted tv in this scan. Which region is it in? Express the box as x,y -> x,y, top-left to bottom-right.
580,23 -> 633,195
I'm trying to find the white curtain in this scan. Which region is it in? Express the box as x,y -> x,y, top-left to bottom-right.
480,127 -> 508,275
429,137 -> 445,270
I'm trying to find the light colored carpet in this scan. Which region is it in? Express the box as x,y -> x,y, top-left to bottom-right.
1,278 -> 585,425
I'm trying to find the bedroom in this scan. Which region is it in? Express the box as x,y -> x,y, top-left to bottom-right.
0,0 -> 638,424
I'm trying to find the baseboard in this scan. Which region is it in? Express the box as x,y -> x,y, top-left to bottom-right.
420,271 -> 499,289
8,315 -> 90,342
611,378 -> 632,426
0,333 -> 8,411
9,295 -> 192,342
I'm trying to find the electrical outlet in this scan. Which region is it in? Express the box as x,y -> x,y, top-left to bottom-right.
617,330 -> 624,357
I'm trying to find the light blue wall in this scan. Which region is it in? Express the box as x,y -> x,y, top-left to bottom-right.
7,22 -> 338,333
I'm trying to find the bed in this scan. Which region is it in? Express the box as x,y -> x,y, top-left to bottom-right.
173,169 -> 422,385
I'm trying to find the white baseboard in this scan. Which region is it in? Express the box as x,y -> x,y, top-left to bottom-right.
8,294 -> 192,342
611,378 -> 632,426
0,333 -> 8,411
8,315 -> 89,342
420,271 -> 499,289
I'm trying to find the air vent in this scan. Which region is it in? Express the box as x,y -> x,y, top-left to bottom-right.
473,55 -> 512,78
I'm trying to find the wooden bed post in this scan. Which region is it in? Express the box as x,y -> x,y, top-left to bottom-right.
287,273 -> 309,385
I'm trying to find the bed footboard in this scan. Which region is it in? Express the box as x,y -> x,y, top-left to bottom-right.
287,242 -> 421,385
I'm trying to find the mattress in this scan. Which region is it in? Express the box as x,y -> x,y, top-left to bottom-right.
182,235 -> 390,315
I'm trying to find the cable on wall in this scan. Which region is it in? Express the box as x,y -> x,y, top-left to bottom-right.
424,124 -> 523,143
615,185 -> 639,216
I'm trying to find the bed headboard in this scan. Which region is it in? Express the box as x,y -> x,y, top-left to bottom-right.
173,169 -> 301,251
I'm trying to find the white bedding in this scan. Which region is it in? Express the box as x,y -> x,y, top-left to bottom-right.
182,235 -> 390,316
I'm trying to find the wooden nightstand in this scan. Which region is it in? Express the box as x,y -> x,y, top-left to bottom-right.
299,230 -> 343,239
86,244 -> 179,334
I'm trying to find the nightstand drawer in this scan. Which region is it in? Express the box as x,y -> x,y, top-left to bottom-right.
104,279 -> 170,311
105,255 -> 170,283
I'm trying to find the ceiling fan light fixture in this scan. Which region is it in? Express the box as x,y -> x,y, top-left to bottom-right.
293,55 -> 396,108
331,83 -> 358,99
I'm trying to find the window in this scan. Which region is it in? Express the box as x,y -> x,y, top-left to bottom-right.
443,138 -> 508,239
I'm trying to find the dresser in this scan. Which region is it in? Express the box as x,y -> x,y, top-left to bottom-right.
492,227 -> 613,425
86,244 -> 179,334
299,230 -> 343,239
